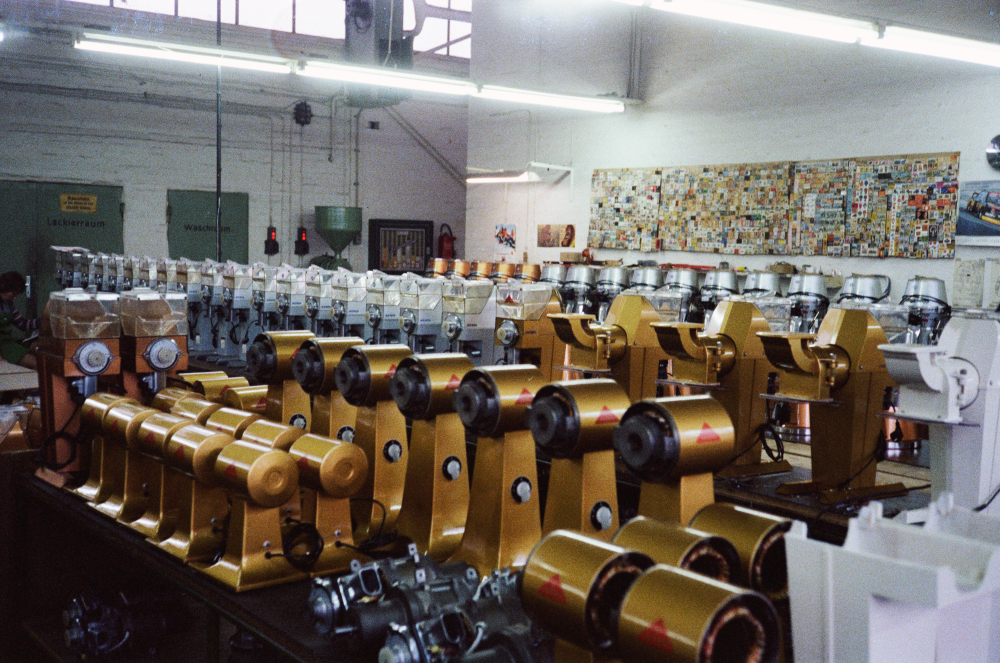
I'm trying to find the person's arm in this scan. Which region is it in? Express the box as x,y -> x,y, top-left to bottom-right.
10,308 -> 38,334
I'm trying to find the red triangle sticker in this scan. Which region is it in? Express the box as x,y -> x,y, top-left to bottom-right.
109,419 -> 120,434
446,374 -> 461,391
515,388 -> 533,405
219,385 -> 231,396
256,396 -> 268,409
145,431 -> 157,447
503,294 -> 516,305
223,463 -> 239,480
173,445 -> 186,461
638,618 -> 674,653
385,364 -> 397,379
595,406 -> 619,425
538,574 -> 566,604
86,408 -> 98,422
297,455 -> 310,471
697,423 -> 721,444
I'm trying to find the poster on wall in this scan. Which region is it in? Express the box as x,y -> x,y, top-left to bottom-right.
537,224 -> 576,248
495,223 -> 516,260
956,181 -> 1000,246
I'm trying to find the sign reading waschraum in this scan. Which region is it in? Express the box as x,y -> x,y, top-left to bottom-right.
590,151 -> 961,259
59,194 -> 98,213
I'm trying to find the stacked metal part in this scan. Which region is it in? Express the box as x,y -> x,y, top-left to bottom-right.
559,266 -> 597,315
699,268 -> 739,317
594,266 -> 629,323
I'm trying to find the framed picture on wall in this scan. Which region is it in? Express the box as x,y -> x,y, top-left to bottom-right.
957,181 -> 1000,246
537,224 -> 575,248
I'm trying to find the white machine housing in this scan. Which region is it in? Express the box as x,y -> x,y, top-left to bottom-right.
786,494 -> 1000,663
880,311 -> 1000,515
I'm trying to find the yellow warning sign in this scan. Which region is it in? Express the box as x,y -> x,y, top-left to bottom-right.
59,194 -> 97,213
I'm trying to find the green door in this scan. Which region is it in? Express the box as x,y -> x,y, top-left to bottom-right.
167,190 -> 249,263
0,181 -> 124,318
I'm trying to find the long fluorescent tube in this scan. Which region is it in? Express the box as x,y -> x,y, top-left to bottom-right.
476,85 -> 625,113
627,0 -> 876,44
300,60 -> 625,112
75,33 -> 294,73
74,32 -> 626,112
862,26 -> 1000,68
467,171 -> 543,185
614,0 -> 1000,69
298,61 -> 476,96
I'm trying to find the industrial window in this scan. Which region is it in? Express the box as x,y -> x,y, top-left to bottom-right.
413,0 -> 471,58
64,0 -> 471,59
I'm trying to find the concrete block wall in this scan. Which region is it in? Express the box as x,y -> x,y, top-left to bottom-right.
0,3 -> 468,271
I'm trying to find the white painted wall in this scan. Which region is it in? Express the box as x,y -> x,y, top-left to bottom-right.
0,2 -> 468,271
467,1 -> 1000,302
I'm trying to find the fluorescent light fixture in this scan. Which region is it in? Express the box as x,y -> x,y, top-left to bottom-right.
467,161 -> 573,185
74,33 -> 624,112
616,0 -> 875,44
614,0 -> 1000,69
467,171 -> 542,185
476,85 -> 625,113
862,26 -> 1000,68
75,33 -> 294,73
298,61 -> 476,96
300,61 -> 624,111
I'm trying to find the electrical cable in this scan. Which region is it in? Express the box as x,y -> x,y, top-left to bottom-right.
974,481 -> 1000,512
835,429 -> 888,492
723,415 -> 785,467
338,497 -> 397,553
264,520 -> 325,571
35,402 -> 83,472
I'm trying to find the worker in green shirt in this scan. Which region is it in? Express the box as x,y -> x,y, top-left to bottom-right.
0,271 -> 39,370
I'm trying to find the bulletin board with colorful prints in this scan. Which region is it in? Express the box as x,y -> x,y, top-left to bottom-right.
590,151 -> 960,259
658,162 -> 791,255
846,153 -> 959,259
589,168 -> 662,251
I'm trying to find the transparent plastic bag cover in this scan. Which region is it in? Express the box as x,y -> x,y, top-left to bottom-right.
496,283 -> 554,320
401,277 -> 444,309
120,288 -> 189,336
752,296 -> 793,331
47,289 -> 121,339
443,280 -> 493,314
367,274 -> 402,306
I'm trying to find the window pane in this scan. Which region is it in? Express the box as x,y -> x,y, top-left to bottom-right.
113,0 -> 175,13
450,0 -> 471,13
413,15 -> 448,52
178,0 -> 236,24
296,0 -> 345,39
403,0 -> 415,31
240,0 -> 292,32
450,36 -> 470,58
449,20 -> 470,57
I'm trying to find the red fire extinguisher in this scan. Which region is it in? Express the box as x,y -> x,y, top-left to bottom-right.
437,223 -> 455,259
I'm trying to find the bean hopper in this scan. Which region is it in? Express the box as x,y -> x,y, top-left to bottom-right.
594,267 -> 629,323
313,206 -> 361,271
331,269 -> 368,339
118,288 -> 188,400
251,263 -> 279,333
699,268 -> 739,317
441,279 -> 498,365
560,265 -> 597,315
399,275 -> 445,353
365,271 -> 403,344
37,289 -> 121,471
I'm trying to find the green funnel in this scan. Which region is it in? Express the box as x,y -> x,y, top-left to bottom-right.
312,206 -> 361,271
